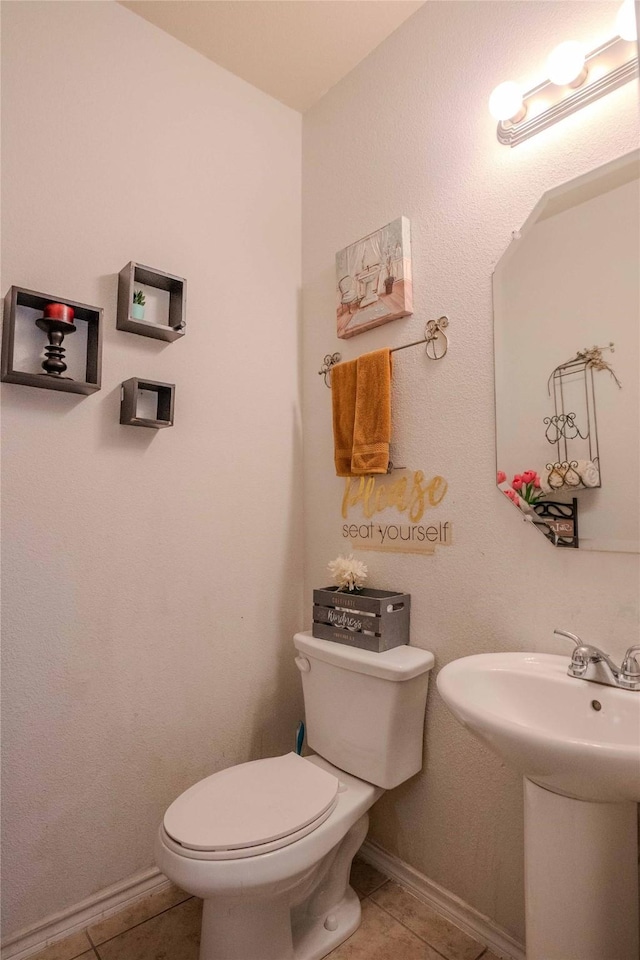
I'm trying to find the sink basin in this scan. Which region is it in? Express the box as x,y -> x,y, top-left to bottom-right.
437,652 -> 640,802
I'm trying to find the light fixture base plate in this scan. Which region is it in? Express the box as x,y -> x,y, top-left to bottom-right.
497,37 -> 638,147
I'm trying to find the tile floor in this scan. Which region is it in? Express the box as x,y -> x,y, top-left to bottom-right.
28,859 -> 503,960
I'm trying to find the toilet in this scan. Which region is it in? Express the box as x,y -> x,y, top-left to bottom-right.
155,630 -> 434,960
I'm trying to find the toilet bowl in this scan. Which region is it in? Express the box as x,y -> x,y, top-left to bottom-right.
156,631 -> 434,960
155,755 -> 381,960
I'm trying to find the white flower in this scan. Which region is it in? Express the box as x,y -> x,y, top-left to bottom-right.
327,554 -> 368,592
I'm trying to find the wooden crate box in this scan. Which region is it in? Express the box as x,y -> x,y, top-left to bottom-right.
312,587 -> 410,652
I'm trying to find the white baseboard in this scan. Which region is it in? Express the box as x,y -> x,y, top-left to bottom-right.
3,845 -> 525,960
359,840 -> 526,960
1,867 -> 170,960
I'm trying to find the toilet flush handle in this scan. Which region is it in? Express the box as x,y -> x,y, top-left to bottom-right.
295,656 -> 311,673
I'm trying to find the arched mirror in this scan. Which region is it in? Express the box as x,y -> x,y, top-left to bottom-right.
493,151 -> 639,552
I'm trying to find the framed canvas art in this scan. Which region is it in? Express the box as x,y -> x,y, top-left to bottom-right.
336,216 -> 412,339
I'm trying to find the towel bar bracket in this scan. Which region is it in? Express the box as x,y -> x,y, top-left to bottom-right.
319,316 -> 449,388
319,352 -> 342,387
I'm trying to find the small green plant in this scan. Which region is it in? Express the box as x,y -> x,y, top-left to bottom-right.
133,290 -> 146,306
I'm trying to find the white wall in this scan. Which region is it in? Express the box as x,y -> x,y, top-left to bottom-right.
1,0 -> 302,938
302,0 -> 639,943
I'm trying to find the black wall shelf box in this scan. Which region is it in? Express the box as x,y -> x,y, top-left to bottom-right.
117,262 -> 186,341
1,286 -> 103,394
120,378 -> 175,428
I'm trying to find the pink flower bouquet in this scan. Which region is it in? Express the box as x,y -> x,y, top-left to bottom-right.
498,469 -> 545,509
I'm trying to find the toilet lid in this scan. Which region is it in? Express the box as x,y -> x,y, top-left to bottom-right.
163,753 -> 340,852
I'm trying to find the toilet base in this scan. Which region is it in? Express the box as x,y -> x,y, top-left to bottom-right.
198,814 -> 369,960
292,885 -> 361,960
200,884 -> 361,960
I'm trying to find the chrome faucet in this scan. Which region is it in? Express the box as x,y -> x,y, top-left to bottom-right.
554,630 -> 640,691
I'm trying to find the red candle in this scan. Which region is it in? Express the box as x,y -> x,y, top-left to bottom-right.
43,302 -> 75,324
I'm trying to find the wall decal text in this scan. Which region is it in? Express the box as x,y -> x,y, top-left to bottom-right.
341,470 -> 447,524
339,469 -> 452,555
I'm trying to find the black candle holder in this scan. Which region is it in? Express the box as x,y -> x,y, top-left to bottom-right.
35,313 -> 77,378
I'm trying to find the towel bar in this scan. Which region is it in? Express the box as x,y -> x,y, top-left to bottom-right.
319,315 -> 449,387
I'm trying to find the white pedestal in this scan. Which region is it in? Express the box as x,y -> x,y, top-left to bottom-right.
357,268 -> 380,307
524,779 -> 639,960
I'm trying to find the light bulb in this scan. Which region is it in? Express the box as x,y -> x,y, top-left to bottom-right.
547,41 -> 587,87
489,81 -> 525,122
615,0 -> 637,41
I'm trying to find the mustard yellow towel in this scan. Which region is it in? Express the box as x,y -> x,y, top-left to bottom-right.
331,358 -> 358,477
352,348 -> 393,475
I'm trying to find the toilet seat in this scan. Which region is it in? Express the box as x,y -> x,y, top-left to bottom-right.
163,753 -> 340,859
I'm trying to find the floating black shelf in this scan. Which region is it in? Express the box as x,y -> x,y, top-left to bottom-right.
117,262 -> 186,342
533,498 -> 579,548
120,378 -> 175,428
1,286 -> 103,395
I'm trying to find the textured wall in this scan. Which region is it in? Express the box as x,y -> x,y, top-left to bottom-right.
302,0 -> 639,942
1,1 -> 303,937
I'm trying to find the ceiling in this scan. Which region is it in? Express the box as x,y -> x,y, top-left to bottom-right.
119,1 -> 425,112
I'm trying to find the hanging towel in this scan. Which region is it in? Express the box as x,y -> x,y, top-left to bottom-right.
351,348 -> 393,475
331,358 -> 358,477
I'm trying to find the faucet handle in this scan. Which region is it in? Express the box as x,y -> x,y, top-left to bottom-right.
621,645 -> 640,679
555,630 -> 603,679
554,629 -> 583,647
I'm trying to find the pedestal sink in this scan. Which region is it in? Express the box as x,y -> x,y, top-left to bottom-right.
437,652 -> 640,960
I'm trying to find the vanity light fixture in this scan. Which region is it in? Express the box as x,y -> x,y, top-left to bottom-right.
490,1 -> 638,146
546,41 -> 587,87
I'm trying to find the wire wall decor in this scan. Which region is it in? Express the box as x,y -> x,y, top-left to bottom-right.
542,343 -> 620,491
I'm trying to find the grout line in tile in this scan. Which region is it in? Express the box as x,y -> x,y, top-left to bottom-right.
87,896 -> 196,948
94,942 -> 111,960
354,882 -> 389,901
371,890 -> 448,960
369,879 -> 493,960
365,876 -> 389,896
71,947 -> 96,960
369,896 -> 467,960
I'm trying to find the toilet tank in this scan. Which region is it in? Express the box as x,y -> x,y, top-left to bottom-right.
293,631 -> 434,789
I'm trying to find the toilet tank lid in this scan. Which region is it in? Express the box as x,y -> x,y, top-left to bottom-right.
294,632 -> 434,681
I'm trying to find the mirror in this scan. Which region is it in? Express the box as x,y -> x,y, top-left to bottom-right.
493,151 -> 639,552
